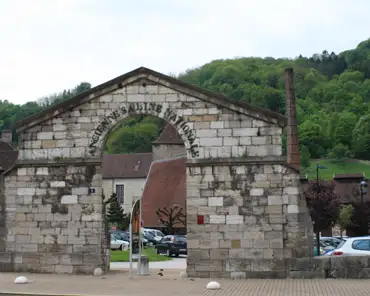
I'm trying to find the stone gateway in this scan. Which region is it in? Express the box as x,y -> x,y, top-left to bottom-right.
0,67 -> 315,277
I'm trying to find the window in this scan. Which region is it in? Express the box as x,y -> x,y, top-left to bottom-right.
352,239 -> 370,251
115,184 -> 125,204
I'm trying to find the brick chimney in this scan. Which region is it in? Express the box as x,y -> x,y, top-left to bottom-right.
1,129 -> 12,144
285,68 -> 300,170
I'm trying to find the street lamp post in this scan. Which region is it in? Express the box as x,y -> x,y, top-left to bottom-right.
360,180 -> 368,236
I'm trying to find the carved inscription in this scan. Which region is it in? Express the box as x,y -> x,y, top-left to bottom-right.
89,102 -> 199,157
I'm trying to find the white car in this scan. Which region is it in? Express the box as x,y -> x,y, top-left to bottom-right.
144,228 -> 165,242
327,236 -> 370,256
110,234 -> 129,251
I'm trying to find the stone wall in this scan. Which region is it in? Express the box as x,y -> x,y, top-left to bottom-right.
2,69 -> 313,276
288,256 -> 370,279
186,161 -> 313,278
1,163 -> 107,273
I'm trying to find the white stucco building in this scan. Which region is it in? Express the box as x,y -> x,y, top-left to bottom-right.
102,153 -> 152,213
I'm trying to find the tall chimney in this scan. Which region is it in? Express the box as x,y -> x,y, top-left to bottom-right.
285,68 -> 300,170
1,129 -> 12,144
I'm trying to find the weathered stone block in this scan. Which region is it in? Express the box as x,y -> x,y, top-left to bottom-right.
268,195 -> 283,205
37,132 -> 53,140
17,188 -> 35,195
226,215 -> 243,224
250,188 -> 264,196
50,181 -> 66,187
41,140 -> 57,148
61,195 -> 78,204
209,215 -> 226,224
208,197 -> 223,207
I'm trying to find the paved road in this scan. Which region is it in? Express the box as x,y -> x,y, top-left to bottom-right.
110,256 -> 187,270
3,272 -> 370,296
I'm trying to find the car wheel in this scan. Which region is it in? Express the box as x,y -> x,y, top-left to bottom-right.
175,253 -> 179,257
166,249 -> 171,257
120,245 -> 124,251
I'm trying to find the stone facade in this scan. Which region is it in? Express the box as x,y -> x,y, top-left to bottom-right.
186,161 -> 313,278
1,67 -> 313,276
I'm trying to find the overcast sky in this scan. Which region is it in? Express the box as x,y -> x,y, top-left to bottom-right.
0,0 -> 369,105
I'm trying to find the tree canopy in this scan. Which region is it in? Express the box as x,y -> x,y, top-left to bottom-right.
2,38 -> 370,161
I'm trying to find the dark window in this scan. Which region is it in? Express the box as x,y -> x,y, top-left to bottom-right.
116,184 -> 125,204
352,240 -> 370,251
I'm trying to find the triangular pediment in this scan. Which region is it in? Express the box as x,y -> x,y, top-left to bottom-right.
16,67 -> 286,131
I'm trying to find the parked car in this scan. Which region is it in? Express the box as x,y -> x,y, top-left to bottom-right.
326,236 -> 370,256
110,234 -> 129,251
155,235 -> 187,257
110,230 -> 149,246
313,239 -> 334,256
143,228 -> 165,243
110,230 -> 130,242
320,237 -> 343,248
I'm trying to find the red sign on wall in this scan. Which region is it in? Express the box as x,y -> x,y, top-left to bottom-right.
197,215 -> 204,225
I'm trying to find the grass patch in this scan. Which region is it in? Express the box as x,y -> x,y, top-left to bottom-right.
110,247 -> 173,262
303,159 -> 370,180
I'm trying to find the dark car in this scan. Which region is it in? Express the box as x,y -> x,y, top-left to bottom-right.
155,235 -> 187,257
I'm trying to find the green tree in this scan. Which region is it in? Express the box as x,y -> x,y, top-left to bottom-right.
336,204 -> 354,238
299,120 -> 326,158
352,115 -> 370,160
106,193 -> 129,230
328,144 -> 353,160
106,121 -> 163,154
300,145 -> 311,169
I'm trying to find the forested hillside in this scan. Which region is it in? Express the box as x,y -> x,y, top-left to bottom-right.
1,39 -> 370,165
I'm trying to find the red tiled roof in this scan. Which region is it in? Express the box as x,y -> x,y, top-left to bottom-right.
102,153 -> 152,179
141,158 -> 186,228
153,124 -> 183,145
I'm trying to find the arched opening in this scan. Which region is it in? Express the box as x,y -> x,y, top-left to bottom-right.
101,113 -> 187,268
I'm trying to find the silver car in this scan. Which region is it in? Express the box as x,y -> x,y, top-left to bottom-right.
327,236 -> 370,256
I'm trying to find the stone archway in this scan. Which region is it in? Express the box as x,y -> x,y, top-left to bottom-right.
1,67 -> 313,277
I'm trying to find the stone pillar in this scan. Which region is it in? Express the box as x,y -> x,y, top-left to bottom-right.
285,68 -> 300,170
2,162 -> 107,274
